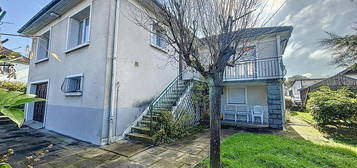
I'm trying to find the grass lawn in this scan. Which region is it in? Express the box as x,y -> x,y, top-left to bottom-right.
195,133 -> 357,168
290,111 -> 315,124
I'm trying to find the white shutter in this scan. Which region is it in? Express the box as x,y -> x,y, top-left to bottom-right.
228,87 -> 246,104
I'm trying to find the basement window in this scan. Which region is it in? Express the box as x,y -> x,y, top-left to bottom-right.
67,6 -> 91,51
61,74 -> 83,96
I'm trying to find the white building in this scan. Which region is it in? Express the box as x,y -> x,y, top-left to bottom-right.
19,0 -> 293,145
289,78 -> 325,104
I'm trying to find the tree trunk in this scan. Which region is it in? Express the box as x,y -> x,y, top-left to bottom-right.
179,53 -> 183,79
208,72 -> 223,168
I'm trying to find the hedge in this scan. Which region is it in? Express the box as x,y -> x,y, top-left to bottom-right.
306,86 -> 357,127
0,81 -> 26,93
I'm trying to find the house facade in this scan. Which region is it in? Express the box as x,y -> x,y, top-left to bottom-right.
0,47 -> 29,82
288,78 -> 325,104
300,65 -> 357,105
219,27 -> 292,129
19,0 -> 292,145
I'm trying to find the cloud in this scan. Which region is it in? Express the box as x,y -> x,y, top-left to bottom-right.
309,49 -> 330,60
302,73 -> 312,78
271,0 -> 357,77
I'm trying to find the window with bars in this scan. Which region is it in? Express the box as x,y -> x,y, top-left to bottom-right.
61,74 -> 83,96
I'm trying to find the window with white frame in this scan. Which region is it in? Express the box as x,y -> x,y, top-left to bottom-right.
67,6 -> 90,49
61,74 -> 83,95
227,87 -> 246,104
151,23 -> 167,50
37,31 -> 50,61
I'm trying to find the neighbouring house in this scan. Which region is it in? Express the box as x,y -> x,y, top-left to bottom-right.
0,46 -> 29,82
300,65 -> 357,106
19,0 -> 292,145
288,78 -> 325,104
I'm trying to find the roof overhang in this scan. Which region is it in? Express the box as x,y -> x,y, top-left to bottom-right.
18,0 -> 83,35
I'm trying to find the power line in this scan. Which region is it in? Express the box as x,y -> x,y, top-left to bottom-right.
262,0 -> 288,26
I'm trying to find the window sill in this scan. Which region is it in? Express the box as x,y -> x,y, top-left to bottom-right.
150,44 -> 168,53
64,92 -> 82,96
65,42 -> 90,54
34,58 -> 49,64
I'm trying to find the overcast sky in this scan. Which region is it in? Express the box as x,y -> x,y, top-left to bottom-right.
1,0 -> 357,81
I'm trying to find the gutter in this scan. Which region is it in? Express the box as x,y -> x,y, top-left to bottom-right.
108,0 -> 121,143
101,0 -> 120,145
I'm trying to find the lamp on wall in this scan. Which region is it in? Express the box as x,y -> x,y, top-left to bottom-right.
49,12 -> 60,18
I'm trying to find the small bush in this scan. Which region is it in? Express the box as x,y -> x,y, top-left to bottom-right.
153,110 -> 204,144
0,81 -> 26,93
306,86 -> 357,127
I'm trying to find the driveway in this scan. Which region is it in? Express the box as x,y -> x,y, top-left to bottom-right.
1,117 -> 276,168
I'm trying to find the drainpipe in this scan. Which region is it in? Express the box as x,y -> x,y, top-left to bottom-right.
108,0 -> 120,143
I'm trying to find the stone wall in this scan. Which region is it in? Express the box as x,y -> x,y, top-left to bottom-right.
267,80 -> 284,129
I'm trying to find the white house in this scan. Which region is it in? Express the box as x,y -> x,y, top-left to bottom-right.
0,47 -> 29,82
289,78 -> 325,104
19,0 -> 293,145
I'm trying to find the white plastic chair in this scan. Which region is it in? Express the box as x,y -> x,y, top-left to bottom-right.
223,104 -> 237,122
251,106 -> 264,124
236,106 -> 249,123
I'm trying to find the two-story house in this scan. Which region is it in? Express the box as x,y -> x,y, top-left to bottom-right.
19,0 -> 292,145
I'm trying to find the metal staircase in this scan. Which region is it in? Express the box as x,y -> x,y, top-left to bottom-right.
126,74 -> 190,144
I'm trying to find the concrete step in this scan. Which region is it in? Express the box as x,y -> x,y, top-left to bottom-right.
142,114 -> 160,121
127,133 -> 154,144
138,120 -> 157,127
132,126 -> 151,134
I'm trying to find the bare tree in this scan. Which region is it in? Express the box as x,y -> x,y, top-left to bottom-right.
132,0 -> 263,167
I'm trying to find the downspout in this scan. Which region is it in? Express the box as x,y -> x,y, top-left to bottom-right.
108,0 -> 120,143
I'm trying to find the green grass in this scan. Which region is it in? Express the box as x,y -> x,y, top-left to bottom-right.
195,133 -> 357,168
290,111 -> 315,124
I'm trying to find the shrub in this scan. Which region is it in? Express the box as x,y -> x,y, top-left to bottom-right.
306,86 -> 357,127
0,81 -> 26,93
153,111 -> 191,144
192,81 -> 209,121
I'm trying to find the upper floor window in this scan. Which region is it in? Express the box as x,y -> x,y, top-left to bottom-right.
37,31 -> 50,61
67,6 -> 90,50
151,23 -> 167,51
237,46 -> 256,61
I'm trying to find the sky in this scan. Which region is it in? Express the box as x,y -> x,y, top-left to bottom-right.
0,0 -> 357,81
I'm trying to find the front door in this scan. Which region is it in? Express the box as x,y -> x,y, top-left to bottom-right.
33,83 -> 47,123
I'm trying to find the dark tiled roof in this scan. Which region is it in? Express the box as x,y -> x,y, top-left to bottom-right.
0,46 -> 29,64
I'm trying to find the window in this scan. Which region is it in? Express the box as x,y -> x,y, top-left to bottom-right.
227,87 -> 246,104
67,6 -> 90,49
61,74 -> 83,96
0,63 -> 12,73
151,23 -> 167,50
37,31 -> 50,61
237,46 -> 256,61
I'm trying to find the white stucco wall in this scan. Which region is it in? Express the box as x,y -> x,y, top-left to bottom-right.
221,82 -> 268,122
0,64 -> 28,83
25,0 -> 112,145
113,0 -> 178,136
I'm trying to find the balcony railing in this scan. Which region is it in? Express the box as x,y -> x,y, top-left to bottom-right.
224,57 -> 285,81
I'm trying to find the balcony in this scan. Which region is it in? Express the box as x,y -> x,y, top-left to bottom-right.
223,57 -> 284,81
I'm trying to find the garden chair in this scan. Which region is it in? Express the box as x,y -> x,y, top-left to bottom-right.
251,106 -> 264,124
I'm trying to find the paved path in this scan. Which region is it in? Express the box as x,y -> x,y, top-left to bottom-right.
1,118 -> 242,168
287,116 -> 329,143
